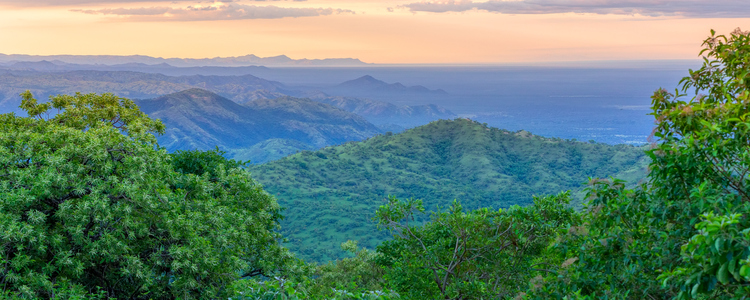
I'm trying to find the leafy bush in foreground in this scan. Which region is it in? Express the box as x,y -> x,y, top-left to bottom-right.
527,27 -> 750,300
374,193 -> 579,299
0,92 -> 292,299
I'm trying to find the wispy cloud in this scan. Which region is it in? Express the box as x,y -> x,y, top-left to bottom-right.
71,2 -> 354,21
400,0 -> 750,18
0,0 -> 193,6
0,0 -> 310,7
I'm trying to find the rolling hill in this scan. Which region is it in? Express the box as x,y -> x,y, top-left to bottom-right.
309,95 -> 456,129
0,70 -> 294,113
0,70 -> 456,130
249,118 -> 649,262
134,89 -> 382,163
322,75 -> 449,103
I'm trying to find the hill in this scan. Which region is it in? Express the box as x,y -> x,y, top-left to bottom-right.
0,70 -> 296,113
134,89 -> 382,163
0,70 -> 455,131
309,95 -> 456,129
249,118 -> 649,261
325,75 -> 448,99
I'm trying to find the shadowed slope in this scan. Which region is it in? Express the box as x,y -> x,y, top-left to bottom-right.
135,89 -> 382,163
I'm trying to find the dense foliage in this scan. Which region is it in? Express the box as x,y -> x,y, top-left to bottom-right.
0,92 -> 292,299
525,27 -> 750,299
251,120 -> 648,261
374,193 -> 578,299
2,28 -> 749,300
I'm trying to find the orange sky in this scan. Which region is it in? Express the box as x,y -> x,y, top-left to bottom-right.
0,0 -> 748,64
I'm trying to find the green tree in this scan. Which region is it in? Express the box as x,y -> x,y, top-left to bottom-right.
528,28 -> 750,299
374,193 -> 578,299
0,92 -> 291,299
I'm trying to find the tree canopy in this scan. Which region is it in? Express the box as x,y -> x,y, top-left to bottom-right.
0,92 -> 293,299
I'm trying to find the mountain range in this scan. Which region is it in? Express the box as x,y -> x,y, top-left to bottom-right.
134,89 -> 382,163
321,75 -> 450,105
249,118 -> 650,261
0,70 -> 456,130
0,54 -> 368,67
0,60 -> 272,77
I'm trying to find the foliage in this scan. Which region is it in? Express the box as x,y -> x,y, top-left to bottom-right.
309,240 -> 390,297
527,28 -> 750,299
0,92 -> 291,299
228,276 -> 399,300
171,146 -> 248,180
251,119 -> 648,261
374,192 -> 579,299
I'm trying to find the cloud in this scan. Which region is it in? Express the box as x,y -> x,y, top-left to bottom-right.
0,0 -> 314,7
400,0 -> 750,18
0,0 -> 192,6
71,2 -> 355,21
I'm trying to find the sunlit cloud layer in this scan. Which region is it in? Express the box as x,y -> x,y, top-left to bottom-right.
401,0 -> 750,18
71,2 -> 354,21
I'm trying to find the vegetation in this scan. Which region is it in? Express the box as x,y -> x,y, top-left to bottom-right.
524,27 -> 750,299
250,119 -> 648,261
2,28 -> 749,300
0,92 -> 295,298
374,193 -> 578,299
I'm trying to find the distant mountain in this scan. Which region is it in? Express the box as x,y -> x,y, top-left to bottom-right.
321,75 -> 450,106
0,53 -> 368,67
333,75 -> 448,95
0,70 -> 297,113
134,89 -> 382,163
250,118 -> 649,261
0,70 -> 456,131
309,95 -> 456,128
0,59 -> 274,76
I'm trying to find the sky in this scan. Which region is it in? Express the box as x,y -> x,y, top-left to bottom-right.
0,0 -> 748,64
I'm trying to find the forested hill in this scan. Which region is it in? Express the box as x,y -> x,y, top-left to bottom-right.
135,89 -> 382,162
250,118 -> 649,261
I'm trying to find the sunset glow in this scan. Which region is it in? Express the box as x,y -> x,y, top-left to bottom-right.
0,0 -> 748,64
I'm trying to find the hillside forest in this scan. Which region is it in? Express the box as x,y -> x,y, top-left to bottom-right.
1,29 -> 750,299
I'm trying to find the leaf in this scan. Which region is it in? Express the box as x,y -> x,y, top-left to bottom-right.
717,262 -> 730,285
715,237 -> 723,252
740,265 -> 750,278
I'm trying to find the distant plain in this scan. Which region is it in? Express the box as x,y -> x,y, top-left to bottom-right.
245,61 -> 698,145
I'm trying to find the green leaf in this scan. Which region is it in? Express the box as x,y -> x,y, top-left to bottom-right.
717,262 -> 730,284
740,265 -> 750,278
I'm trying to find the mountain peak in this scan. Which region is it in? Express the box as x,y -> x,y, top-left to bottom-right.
337,75 -> 388,89
332,75 -> 449,97
357,75 -> 378,81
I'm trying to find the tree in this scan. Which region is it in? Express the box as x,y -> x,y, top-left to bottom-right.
0,92 -> 291,299
528,28 -> 750,299
374,193 -> 578,300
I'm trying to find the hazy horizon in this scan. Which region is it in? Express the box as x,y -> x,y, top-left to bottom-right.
1,1 -> 748,64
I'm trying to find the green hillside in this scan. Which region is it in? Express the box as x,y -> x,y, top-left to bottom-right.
250,118 -> 649,261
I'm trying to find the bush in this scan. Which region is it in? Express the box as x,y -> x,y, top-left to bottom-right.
0,92 -> 292,299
